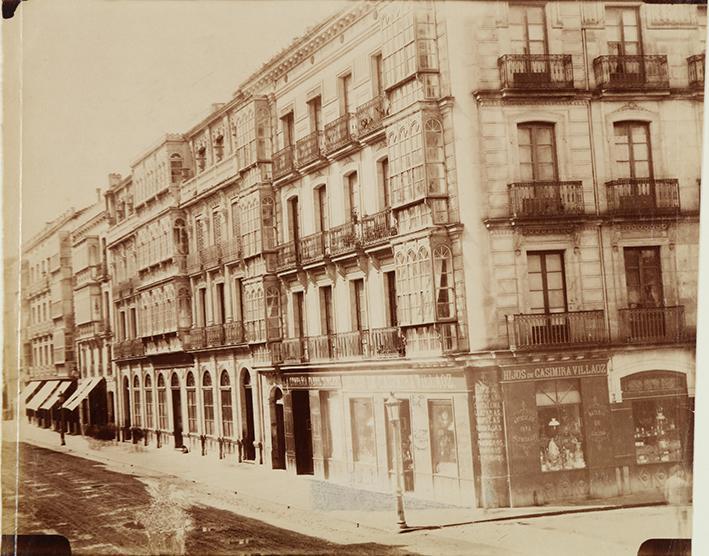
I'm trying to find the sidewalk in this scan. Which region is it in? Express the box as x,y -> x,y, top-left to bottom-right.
7,420 -> 666,536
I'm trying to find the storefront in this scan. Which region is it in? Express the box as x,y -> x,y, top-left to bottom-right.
497,358 -> 616,507
279,369 -> 477,507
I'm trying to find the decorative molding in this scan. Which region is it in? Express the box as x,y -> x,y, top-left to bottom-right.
617,102 -> 651,113
616,222 -> 669,235
645,4 -> 698,29
581,2 -> 604,29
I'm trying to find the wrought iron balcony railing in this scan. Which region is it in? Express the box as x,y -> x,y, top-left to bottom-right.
618,306 -> 687,344
281,337 -> 306,363
306,335 -> 334,362
299,232 -> 328,265
221,239 -> 241,264
186,252 -> 202,274
188,327 -> 206,350
324,114 -> 356,154
273,145 -> 296,180
688,53 -> 705,88
605,178 -> 680,216
369,327 -> 405,358
206,324 -> 225,347
508,310 -> 608,349
355,95 -> 387,138
76,321 -> 105,340
593,55 -> 669,91
360,208 -> 397,246
129,339 -> 145,358
498,54 -> 574,90
295,131 -> 324,168
508,180 -> 585,219
224,321 -> 245,345
328,221 -> 358,257
333,330 -> 367,359
202,243 -> 223,269
275,240 -> 299,271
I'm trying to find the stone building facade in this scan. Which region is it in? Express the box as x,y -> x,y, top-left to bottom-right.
20,1 -> 704,510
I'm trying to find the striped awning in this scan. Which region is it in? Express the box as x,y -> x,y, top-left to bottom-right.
62,377 -> 103,412
21,381 -> 44,405
39,381 -> 74,411
25,381 -> 61,412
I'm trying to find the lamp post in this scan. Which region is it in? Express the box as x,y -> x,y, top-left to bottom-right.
57,392 -> 66,446
385,393 -> 407,531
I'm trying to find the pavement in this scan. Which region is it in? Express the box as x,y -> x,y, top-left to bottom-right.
3,419 -> 693,555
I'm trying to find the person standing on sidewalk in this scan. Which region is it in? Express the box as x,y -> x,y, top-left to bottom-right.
664,465 -> 692,538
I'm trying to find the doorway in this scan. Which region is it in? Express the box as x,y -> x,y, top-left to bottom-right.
292,390 -> 314,475
242,371 -> 256,461
270,388 -> 286,470
171,374 -> 183,448
122,377 -> 131,441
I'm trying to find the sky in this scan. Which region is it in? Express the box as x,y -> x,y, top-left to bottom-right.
6,0 -> 349,242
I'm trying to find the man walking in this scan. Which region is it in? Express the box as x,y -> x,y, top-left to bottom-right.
664,465 -> 692,538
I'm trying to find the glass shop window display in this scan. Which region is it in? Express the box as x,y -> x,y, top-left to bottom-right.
632,398 -> 682,464
429,400 -> 458,475
536,379 -> 587,472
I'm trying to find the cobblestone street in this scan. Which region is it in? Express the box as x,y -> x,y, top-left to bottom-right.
2,440 -> 409,555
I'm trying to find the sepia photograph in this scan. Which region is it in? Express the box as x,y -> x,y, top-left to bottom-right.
2,0 -> 707,554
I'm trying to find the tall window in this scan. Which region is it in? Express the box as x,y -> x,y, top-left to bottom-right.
527,251 -> 567,314
220,371 -> 233,438
308,96 -> 322,133
378,157 -> 390,209
170,154 -> 183,184
314,186 -> 329,232
429,399 -> 457,475
215,283 -> 226,324
434,246 -> 455,320
339,73 -> 353,115
344,172 -> 360,221
385,271 -> 398,327
624,247 -> 663,308
132,375 -> 142,428
537,379 -> 586,472
266,286 -> 282,340
240,195 -> 262,257
350,279 -> 367,331
244,284 -> 265,342
606,7 -> 641,56
198,288 -> 207,327
613,122 -> 652,179
195,217 -> 206,251
382,7 -> 438,89
203,371 -> 214,436
372,53 -> 384,96
186,372 -> 197,433
212,210 -> 223,245
287,196 -> 300,242
157,374 -> 167,430
395,248 -> 434,325
350,398 -> 376,463
293,291 -> 305,338
196,146 -> 207,172
230,202 -> 240,242
319,285 -> 334,336
213,134 -> 225,162
510,4 -> 547,55
144,374 -> 154,429
281,111 -> 294,148
518,123 -> 557,181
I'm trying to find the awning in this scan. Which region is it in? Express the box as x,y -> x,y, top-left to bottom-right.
25,381 -> 61,412
21,381 -> 44,405
39,381 -> 74,411
63,377 -> 103,412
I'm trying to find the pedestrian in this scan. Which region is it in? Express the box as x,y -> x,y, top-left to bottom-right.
664,465 -> 692,538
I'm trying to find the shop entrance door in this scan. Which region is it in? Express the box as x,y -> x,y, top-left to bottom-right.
292,390 -> 314,475
387,399 -> 414,491
171,381 -> 183,448
122,377 -> 131,442
270,389 -> 286,470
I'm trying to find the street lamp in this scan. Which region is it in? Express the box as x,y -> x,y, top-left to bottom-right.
384,392 -> 408,531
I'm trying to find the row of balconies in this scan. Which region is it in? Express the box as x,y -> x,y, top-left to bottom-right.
73,263 -> 109,289
25,275 -> 50,298
275,208 -> 396,273
507,305 -> 692,351
506,178 -> 682,221
112,338 -> 145,360
27,320 -> 54,339
186,239 -> 241,275
184,322 -> 245,350
75,321 -> 107,341
497,53 -> 704,93
272,95 -> 387,181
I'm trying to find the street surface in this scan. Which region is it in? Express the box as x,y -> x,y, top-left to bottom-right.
2,436 -> 693,555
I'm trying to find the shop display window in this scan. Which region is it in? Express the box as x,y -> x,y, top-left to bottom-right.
429,399 -> 457,476
632,398 -> 682,464
536,379 -> 586,472
351,398 -> 376,463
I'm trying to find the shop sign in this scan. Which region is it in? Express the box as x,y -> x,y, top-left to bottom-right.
342,372 -> 465,392
501,360 -> 607,382
285,375 -> 342,389
621,372 -> 687,399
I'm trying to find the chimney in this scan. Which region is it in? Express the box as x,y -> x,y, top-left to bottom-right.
108,173 -> 122,187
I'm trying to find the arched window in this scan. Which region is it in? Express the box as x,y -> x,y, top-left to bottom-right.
434,245 -> 455,320
132,375 -> 142,428
214,134 -> 225,162
144,374 -> 154,429
170,153 -> 183,184
173,218 -> 188,255
203,371 -> 214,436
171,373 -> 179,388
196,145 -> 207,172
186,371 -> 197,433
157,374 -> 167,430
220,370 -> 233,438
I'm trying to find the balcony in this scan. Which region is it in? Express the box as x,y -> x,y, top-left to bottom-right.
128,339 -> 145,358
593,55 -> 669,92
299,232 -> 328,265
369,327 -> 405,358
688,54 -> 705,89
186,252 -> 202,274
224,321 -> 245,345
26,276 -> 50,297
113,339 -> 145,360
605,178 -> 680,217
306,335 -> 334,362
507,310 -> 608,350
205,324 -> 225,347
76,321 -> 105,340
355,95 -> 387,140
328,221 -> 358,257
360,209 -> 396,247
618,306 -> 687,344
202,243 -> 223,269
324,114 -> 357,155
187,327 -> 206,350
113,278 -> 135,300
74,264 -> 103,288
281,337 -> 306,363
333,330 -> 367,359
295,132 -> 324,169
221,239 -> 241,264
273,145 -> 296,181
275,240 -> 299,272
508,181 -> 584,219
498,54 -> 574,92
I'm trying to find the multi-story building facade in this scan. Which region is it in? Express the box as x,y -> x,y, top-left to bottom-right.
21,0 -> 703,511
